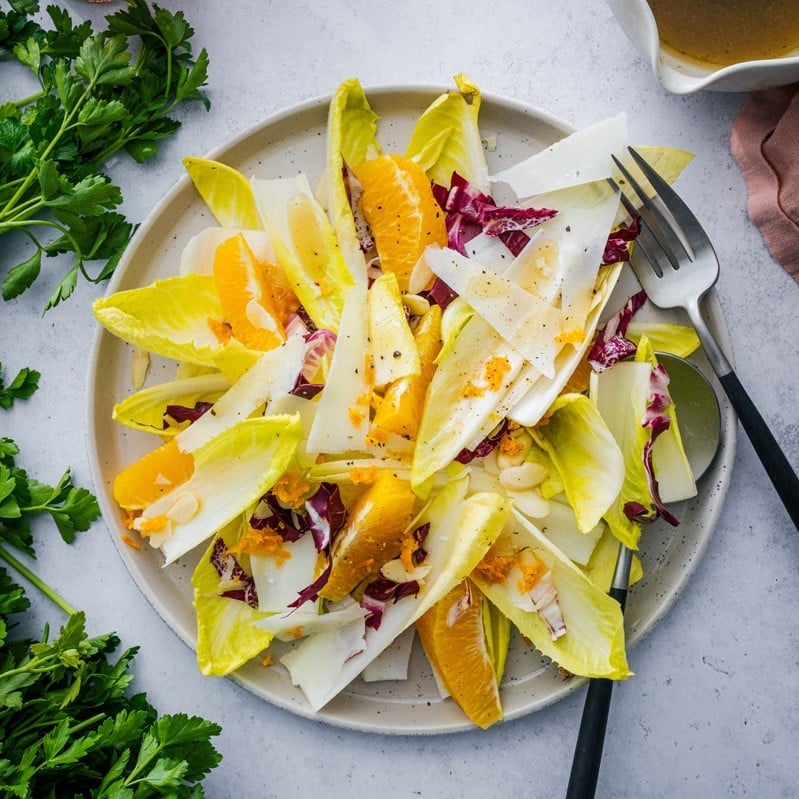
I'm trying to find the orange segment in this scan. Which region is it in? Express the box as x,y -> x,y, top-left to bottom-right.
416,579 -> 503,729
113,438 -> 195,511
212,233 -> 289,351
372,303 -> 442,440
353,154 -> 447,291
319,470 -> 416,602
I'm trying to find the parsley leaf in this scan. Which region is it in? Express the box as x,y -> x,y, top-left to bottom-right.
0,0 -> 211,311
0,362 -> 40,409
0,606 -> 223,795
0,438 -> 100,550
0,432 -> 223,794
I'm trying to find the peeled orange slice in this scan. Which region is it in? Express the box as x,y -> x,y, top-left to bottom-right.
319,470 -> 416,602
113,438 -> 194,511
372,303 -> 442,440
416,578 -> 503,729
353,154 -> 447,291
212,233 -> 285,352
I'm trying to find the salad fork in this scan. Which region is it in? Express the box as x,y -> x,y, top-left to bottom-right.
566,148 -> 799,799
614,147 -> 799,531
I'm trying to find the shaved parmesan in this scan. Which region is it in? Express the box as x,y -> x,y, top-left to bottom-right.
489,113 -> 628,198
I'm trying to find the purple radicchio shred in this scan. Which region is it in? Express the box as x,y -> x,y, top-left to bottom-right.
360,594 -> 387,631
500,229 -> 537,258
455,419 -> 510,464
641,363 -> 680,526
210,538 -> 259,608
623,500 -> 650,521
435,172 -> 557,258
422,275 -> 459,309
287,563 -> 332,610
163,401 -> 214,428
601,218 -> 640,265
249,482 -> 347,552
295,304 -> 317,334
290,381 -> 323,399
361,575 -> 421,630
587,289 -> 648,371
300,329 -> 336,380
480,204 -> 559,237
623,361 -> 680,527
410,522 -> 430,566
291,328 -> 336,399
250,492 -> 308,542
305,482 -> 348,551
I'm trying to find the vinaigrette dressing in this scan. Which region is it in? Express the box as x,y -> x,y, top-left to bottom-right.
647,0 -> 799,66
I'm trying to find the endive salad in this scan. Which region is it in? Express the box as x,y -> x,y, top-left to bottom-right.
93,75 -> 702,728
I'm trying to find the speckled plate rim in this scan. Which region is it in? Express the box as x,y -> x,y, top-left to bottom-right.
86,84 -> 737,735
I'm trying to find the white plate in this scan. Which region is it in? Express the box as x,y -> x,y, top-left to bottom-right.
86,86 -> 737,734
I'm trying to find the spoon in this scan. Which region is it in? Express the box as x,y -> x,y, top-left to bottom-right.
565,352 -> 721,799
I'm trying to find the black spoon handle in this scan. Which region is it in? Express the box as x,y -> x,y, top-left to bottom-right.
565,582 -> 627,799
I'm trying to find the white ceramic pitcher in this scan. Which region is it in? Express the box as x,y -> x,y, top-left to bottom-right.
606,0 -> 799,94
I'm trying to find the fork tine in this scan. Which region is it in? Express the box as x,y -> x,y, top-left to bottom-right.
611,154 -> 689,271
627,147 -> 708,253
607,176 -> 639,222
630,222 -> 673,279
610,154 -> 690,277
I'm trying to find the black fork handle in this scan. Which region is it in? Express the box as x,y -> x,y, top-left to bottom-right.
687,299 -> 799,531
718,370 -> 799,530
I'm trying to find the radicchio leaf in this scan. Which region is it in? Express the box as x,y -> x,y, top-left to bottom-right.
360,523 -> 430,630
287,563 -> 332,609
305,482 -> 348,551
601,218 -> 639,265
455,419 -> 509,464
408,522 -> 430,567
587,289 -> 647,371
210,538 -> 259,608
294,304 -> 318,334
163,401 -> 213,427
291,328 -> 336,399
624,360 -> 680,527
422,276 -> 459,309
361,575 -> 421,630
250,493 -> 308,542
434,172 -> 557,258
249,482 -> 347,552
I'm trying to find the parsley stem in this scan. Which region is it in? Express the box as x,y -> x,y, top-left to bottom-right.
13,90 -> 44,107
0,195 -> 44,224
68,712 -> 107,737
0,545 -> 77,616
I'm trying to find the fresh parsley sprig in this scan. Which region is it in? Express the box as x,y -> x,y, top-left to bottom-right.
0,0 -> 210,311
0,362 -> 40,409
0,607 -> 223,796
0,436 -> 100,551
0,421 -> 223,795
1,435 -> 100,612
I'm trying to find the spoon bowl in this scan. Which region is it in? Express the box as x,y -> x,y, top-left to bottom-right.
657,352 -> 721,481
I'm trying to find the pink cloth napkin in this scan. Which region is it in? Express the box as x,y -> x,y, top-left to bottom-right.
731,83 -> 799,284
